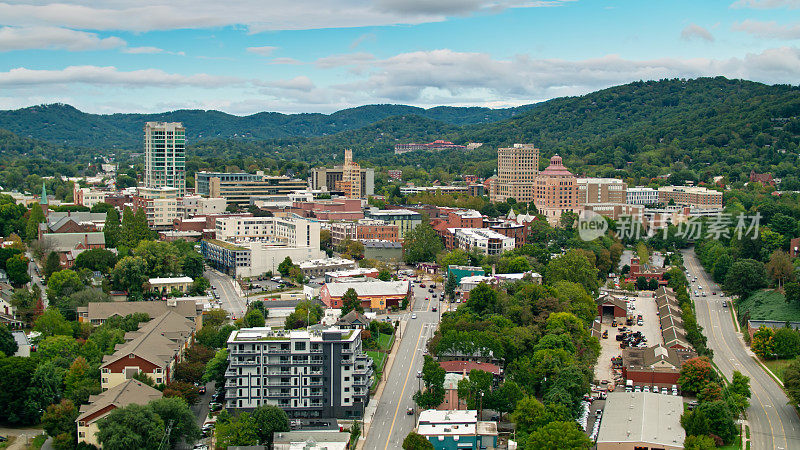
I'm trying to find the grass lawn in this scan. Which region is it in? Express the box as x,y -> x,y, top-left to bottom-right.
738,289 -> 800,322
29,435 -> 46,450
376,333 -> 394,351
719,423 -> 743,450
763,358 -> 794,383
366,351 -> 387,371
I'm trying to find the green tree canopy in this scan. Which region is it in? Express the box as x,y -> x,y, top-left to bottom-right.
403,222 -> 443,264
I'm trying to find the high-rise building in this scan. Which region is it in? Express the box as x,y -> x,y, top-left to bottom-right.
534,155 -> 578,225
310,150 -> 375,198
336,149 -> 362,199
576,178 -> 628,205
224,327 -> 373,418
144,122 -> 186,195
489,144 -> 540,202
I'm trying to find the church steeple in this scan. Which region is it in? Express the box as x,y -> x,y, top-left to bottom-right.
40,182 -> 48,205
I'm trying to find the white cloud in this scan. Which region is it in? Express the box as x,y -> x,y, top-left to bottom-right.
731,0 -> 800,9
681,24 -> 715,42
264,76 -> 316,92
124,46 -> 165,54
0,0 -> 570,32
0,65 -> 243,88
733,19 -> 800,39
0,26 -> 125,51
315,52 -> 376,69
247,46 -> 278,56
269,57 -> 305,65
350,32 -> 376,49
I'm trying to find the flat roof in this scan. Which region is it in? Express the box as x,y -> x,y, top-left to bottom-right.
149,276 -> 193,284
597,392 -> 685,447
204,238 -> 247,251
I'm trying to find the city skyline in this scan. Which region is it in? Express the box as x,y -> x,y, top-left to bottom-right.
1,0 -> 799,115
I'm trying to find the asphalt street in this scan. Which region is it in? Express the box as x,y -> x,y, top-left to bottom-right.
26,252 -> 47,307
683,250 -> 800,450
205,269 -> 247,320
363,281 -> 444,450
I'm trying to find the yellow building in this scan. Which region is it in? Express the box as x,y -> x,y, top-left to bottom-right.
76,379 -> 162,447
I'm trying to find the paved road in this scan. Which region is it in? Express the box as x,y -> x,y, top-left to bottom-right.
363,281 -> 444,450
205,269 -> 246,320
683,250 -> 800,450
26,253 -> 47,308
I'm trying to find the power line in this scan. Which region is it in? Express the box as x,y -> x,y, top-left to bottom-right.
157,419 -> 174,450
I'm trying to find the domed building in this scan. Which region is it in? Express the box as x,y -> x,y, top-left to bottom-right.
533,154 -> 579,225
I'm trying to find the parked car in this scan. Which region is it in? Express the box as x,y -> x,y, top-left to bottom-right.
661,387 -> 668,395
406,407 -> 414,415
722,301 -> 728,307
431,306 -> 437,312
411,313 -> 417,319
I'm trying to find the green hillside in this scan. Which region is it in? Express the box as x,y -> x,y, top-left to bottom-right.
0,102 -> 534,148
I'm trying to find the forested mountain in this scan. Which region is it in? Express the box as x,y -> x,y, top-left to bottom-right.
0,103 -> 535,148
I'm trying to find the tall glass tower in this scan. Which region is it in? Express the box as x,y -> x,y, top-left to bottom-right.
144,122 -> 186,195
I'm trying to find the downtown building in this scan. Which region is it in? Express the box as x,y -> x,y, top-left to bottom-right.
533,155 -> 579,225
144,122 -> 186,195
310,151 -> 375,199
489,144 -> 540,203
576,178 -> 627,205
224,327 -> 373,419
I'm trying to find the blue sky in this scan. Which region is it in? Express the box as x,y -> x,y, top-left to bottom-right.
0,0 -> 798,114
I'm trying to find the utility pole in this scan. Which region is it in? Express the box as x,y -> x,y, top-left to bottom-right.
156,420 -> 174,450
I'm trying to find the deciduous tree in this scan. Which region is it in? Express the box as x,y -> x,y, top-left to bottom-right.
97,403 -> 165,450
340,288 -> 363,316
0,324 -> 18,356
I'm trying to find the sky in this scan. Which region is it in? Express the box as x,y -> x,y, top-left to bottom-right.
0,0 -> 799,115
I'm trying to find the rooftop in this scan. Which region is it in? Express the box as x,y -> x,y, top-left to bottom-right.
597,392 -> 685,447
323,280 -> 409,298
149,276 -> 193,285
229,326 -> 356,343
439,360 -> 502,375
77,379 -> 162,423
204,238 -> 247,251
298,257 -> 356,269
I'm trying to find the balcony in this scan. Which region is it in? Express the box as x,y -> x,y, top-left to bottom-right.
265,348 -> 291,354
307,380 -> 323,386
229,349 -> 257,355
310,348 -> 323,353
265,392 -> 293,398
308,390 -> 324,397
231,359 -> 259,366
310,358 -> 324,365
266,381 -> 293,386
264,370 -> 292,376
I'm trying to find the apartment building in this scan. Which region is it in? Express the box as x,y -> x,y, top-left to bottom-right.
133,186 -> 180,228
180,195 -> 227,217
534,155 -> 579,225
582,203 -> 644,222
432,209 -> 485,249
76,299 -> 203,330
76,379 -> 162,447
489,143 -> 540,202
451,228 -> 515,255
365,209 -> 422,239
208,174 -> 307,204
73,186 -> 107,208
100,311 -> 196,391
310,151 -> 375,198
299,257 -> 358,278
657,186 -> 723,209
576,178 -> 627,205
394,140 -> 466,155
626,187 -> 660,206
195,171 -> 264,196
144,122 -> 186,195
224,327 -> 373,419
294,198 -> 363,221
329,218 -> 398,245
214,216 -> 320,249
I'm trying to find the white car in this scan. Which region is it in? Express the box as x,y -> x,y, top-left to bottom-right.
411,313 -> 417,319
643,386 -> 650,393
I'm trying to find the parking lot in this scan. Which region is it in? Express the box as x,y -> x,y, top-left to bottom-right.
594,291 -> 664,388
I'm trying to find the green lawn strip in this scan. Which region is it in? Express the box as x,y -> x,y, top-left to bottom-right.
752,356 -> 785,386
29,434 -> 47,450
377,333 -> 394,351
728,303 -> 740,332
761,358 -> 793,384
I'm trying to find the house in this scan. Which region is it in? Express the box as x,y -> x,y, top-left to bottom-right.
38,211 -> 107,239
272,430 -> 351,450
622,344 -> 697,389
335,310 -> 370,330
99,311 -> 196,390
438,373 -> 467,411
628,257 -> 666,283
749,170 -> 775,186
40,232 -> 106,268
148,276 -> 194,295
76,379 -> 162,447
319,280 -> 411,311
417,409 -> 498,450
76,299 -> 203,330
439,360 -> 502,378
596,392 -> 685,450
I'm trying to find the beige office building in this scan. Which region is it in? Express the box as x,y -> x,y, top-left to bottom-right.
534,155 -> 579,225
657,186 -> 723,209
489,144 -> 540,202
577,178 -> 628,205
144,122 -> 186,195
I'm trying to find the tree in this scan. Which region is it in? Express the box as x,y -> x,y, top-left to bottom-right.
243,308 -> 266,328
681,400 -> 738,444
636,276 -> 649,291
552,281 -> 595,325
678,357 -> 717,395
44,251 -> 62,279
111,256 -> 148,299
202,349 -> 229,386
466,282 -> 498,316
438,249 -> 469,268
64,357 -> 101,405
402,432 -> 434,449
684,435 -> 717,450
11,288 -> 40,326
6,253 -> 30,285
785,282 -> 800,306
525,421 -> 591,450
147,397 -> 201,448
34,308 -> 73,337
133,240 -> 181,278
284,301 -> 323,329
378,268 -> 392,281
42,399 -> 79,448
712,254 -> 733,284
751,325 -> 776,359
403,222 -> 443,264
340,288 -> 363,316
337,239 -> 365,260
0,324 -> 18,356
26,205 -> 45,241
182,252 -> 205,279
97,403 -> 165,450
46,269 -> 84,303
784,358 -> 800,405
773,327 -> 800,359
278,256 -> 293,277
104,208 -> 121,248
413,355 -> 446,410
457,369 -> 493,410
724,259 -> 767,298
251,404 -> 290,446
445,272 -> 457,300
544,250 -> 599,294
766,250 -> 793,288
74,249 -> 118,274
0,357 -> 43,424
216,412 -> 259,447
